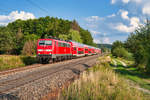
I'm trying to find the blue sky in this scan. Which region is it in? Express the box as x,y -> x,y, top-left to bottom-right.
0,0 -> 150,44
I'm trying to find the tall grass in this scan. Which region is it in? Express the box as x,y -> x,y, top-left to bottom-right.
58,56 -> 149,100
0,55 -> 37,71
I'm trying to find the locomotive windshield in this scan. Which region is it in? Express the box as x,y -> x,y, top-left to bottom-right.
39,40 -> 52,46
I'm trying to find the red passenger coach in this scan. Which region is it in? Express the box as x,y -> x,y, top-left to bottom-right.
37,38 -> 72,63
69,41 -> 85,57
84,45 -> 89,56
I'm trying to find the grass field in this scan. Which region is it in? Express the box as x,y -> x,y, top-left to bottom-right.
110,56 -> 150,91
0,55 -> 37,71
58,55 -> 150,100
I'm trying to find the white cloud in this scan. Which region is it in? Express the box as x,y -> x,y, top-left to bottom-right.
114,23 -> 133,33
103,37 -> 110,44
0,15 -> 8,21
122,0 -> 142,4
111,0 -> 142,4
85,16 -> 103,29
0,11 -> 35,25
85,16 -> 102,22
0,22 -> 7,26
94,39 -> 100,43
112,9 -> 141,33
111,0 -> 117,4
132,0 -> 142,3
122,0 -> 130,3
90,30 -> 101,35
107,14 -> 116,18
94,37 -> 111,44
130,17 -> 140,27
120,10 -> 129,20
142,3 -> 150,16
114,17 -> 140,33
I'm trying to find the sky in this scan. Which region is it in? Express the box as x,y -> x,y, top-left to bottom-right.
0,0 -> 150,44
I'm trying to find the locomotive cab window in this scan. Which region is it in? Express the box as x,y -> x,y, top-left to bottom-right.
39,40 -> 52,46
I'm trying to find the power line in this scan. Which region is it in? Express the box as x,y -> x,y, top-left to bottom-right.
25,0 -> 49,14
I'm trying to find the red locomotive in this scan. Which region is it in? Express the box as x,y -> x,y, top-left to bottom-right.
36,37 -> 101,63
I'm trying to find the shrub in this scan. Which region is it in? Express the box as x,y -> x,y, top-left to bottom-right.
0,55 -> 37,71
112,47 -> 133,60
22,40 -> 37,56
0,55 -> 25,71
21,56 -> 37,65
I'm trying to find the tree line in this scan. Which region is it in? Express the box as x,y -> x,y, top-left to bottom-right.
111,20 -> 150,73
0,16 -> 96,55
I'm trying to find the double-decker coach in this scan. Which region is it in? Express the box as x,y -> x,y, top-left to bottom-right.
69,41 -> 85,57
84,45 -> 89,56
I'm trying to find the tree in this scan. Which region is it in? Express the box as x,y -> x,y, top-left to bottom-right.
71,20 -> 80,32
58,34 -> 68,40
22,40 -> 37,56
0,16 -> 96,55
125,20 -> 150,72
68,29 -> 82,43
0,27 -> 15,54
111,41 -> 124,55
80,28 -> 94,45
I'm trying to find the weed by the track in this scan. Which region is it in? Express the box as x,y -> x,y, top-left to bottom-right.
0,55 -> 37,71
58,56 -> 150,100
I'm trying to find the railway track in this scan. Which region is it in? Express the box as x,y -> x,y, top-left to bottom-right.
0,55 -> 99,95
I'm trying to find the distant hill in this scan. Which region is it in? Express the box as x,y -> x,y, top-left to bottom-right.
97,44 -> 112,49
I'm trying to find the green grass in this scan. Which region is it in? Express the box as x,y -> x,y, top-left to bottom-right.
58,56 -> 149,100
110,57 -> 150,91
0,55 -> 37,71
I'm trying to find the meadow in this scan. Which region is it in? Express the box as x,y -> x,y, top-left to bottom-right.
58,55 -> 150,100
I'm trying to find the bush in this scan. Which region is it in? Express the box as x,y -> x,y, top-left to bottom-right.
0,55 -> 37,71
22,40 -> 37,56
125,20 -> 150,72
21,56 -> 37,65
112,47 -> 133,60
0,55 -> 25,71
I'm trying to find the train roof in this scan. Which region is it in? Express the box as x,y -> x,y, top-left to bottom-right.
39,37 -> 101,50
69,40 -> 85,47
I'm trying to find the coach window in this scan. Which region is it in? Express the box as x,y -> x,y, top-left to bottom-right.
64,43 -> 66,47
74,47 -> 76,51
65,43 -> 67,47
58,42 -> 61,47
67,44 -> 69,47
61,43 -> 63,47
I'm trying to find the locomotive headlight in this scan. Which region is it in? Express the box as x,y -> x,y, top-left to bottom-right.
46,49 -> 52,51
38,49 -> 43,51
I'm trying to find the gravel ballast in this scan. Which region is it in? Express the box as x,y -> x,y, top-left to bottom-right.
0,55 -> 98,100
